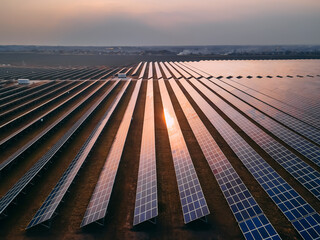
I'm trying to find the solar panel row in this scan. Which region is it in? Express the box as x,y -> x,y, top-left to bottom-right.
0,81 -> 99,173
198,77 -> 320,168
221,78 -> 320,130
164,62 -> 182,79
154,62 -> 163,79
159,62 -> 172,79
192,78 -> 320,200
158,79 -> 210,224
169,79 -> 281,240
0,81 -> 110,219
0,81 -> 74,119
27,79 -> 127,229
211,78 -> 320,145
169,62 -> 191,79
133,79 -> 158,226
132,62 -> 142,76
139,62 -> 147,79
0,80 -> 86,132
148,62 -> 153,79
179,78 -> 320,240
81,79 -> 142,227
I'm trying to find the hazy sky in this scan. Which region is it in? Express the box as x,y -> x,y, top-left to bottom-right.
0,0 -> 319,46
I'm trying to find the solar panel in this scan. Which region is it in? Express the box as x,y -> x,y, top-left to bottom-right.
81,79 -> 142,227
197,78 -> 320,168
174,62 -> 201,79
228,76 -> 320,118
159,62 -> 172,79
0,81 -> 74,120
181,62 -> 212,79
179,78 -> 320,240
0,81 -> 61,111
168,79 -> 280,239
139,62 -> 147,79
26,79 -> 128,229
169,62 -> 191,79
158,79 -> 210,224
164,62 -> 182,79
0,80 -> 85,132
221,78 -> 320,129
190,78 -> 320,200
132,62 -> 142,76
148,62 -> 153,79
133,79 -> 158,226
211,78 -> 320,145
0,82 -> 111,219
154,62 -> 163,79
0,81 -> 99,173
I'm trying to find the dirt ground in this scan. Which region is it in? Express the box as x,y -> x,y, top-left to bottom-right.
0,64 -> 319,239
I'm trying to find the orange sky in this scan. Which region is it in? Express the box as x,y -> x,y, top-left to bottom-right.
0,0 -> 319,45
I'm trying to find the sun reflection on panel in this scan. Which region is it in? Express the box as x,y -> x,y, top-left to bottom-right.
163,108 -> 174,129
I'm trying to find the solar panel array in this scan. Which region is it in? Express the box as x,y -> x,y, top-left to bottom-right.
81,79 -> 142,227
210,78 -> 320,145
0,60 -> 319,239
191,78 -> 320,200
0,81 -> 99,172
0,81 -> 109,218
179,78 -> 320,240
158,78 -> 210,224
133,79 -> 158,226
221,77 -> 320,129
197,77 -> 320,168
27,79 -> 128,229
168,79 -> 281,239
0,66 -> 120,81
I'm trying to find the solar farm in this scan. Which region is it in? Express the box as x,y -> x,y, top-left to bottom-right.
0,60 -> 319,240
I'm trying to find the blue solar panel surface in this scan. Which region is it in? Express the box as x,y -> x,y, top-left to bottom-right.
26,79 -> 124,229
179,78 -> 320,240
158,78 -> 210,224
169,78 -> 281,240
81,80 -> 142,227
133,79 -> 158,226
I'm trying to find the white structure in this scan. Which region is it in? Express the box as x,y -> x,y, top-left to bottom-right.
118,73 -> 126,79
18,79 -> 30,84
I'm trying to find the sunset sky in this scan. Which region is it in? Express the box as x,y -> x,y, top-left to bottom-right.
0,0 -> 319,46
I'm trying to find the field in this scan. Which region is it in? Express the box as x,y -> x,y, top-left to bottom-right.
0,59 -> 319,240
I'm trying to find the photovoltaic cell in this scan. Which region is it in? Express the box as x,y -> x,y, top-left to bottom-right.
197,77 -> 320,168
190,78 -> 320,200
81,79 -> 142,227
168,79 -> 280,240
26,79 -> 125,229
158,79 -> 210,224
179,78 -> 320,240
133,80 -> 158,226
